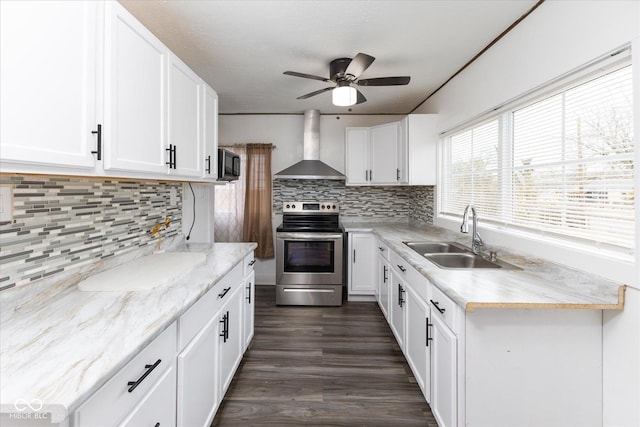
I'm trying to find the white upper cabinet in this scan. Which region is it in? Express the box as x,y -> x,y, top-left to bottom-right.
202,85 -> 219,180
103,1 -> 168,175
369,122 -> 400,184
346,123 -> 400,186
345,128 -> 369,185
398,114 -> 438,185
0,1 -> 100,172
345,115 -> 437,186
1,1 -> 218,182
168,53 -> 203,178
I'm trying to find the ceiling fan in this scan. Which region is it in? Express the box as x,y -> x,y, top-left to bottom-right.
283,53 -> 410,106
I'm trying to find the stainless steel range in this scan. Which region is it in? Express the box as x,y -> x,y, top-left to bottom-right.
276,201 -> 344,306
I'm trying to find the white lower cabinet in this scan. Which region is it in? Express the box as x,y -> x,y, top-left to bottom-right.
379,245 -> 604,427
389,271 -> 405,349
74,323 -> 177,427
177,260 -> 246,427
404,284 -> 431,403
177,314 -> 220,427
74,252 -> 255,427
375,242 -> 390,320
347,232 -> 377,299
119,367 -> 176,427
218,283 -> 244,396
430,311 -> 457,427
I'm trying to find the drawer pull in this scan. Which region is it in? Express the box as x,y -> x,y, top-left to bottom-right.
218,287 -> 231,299
378,247 -> 385,252
220,311 -> 229,342
248,259 -> 256,266
397,264 -> 406,273
155,424 -> 160,427
430,299 -> 446,314
127,359 -> 161,393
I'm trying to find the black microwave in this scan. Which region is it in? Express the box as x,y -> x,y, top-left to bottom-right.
217,148 -> 240,181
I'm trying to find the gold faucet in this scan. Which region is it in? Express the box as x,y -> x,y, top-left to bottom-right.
151,217 -> 171,251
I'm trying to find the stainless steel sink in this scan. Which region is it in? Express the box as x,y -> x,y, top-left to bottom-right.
404,241 -> 467,254
403,241 -> 521,270
425,253 -> 501,269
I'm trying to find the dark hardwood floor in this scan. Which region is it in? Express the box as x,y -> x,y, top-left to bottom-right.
211,285 -> 438,427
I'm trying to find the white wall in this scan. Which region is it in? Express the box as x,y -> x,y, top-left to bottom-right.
218,113 -> 402,284
416,2 -> 640,425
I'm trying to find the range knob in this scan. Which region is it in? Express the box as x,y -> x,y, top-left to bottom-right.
292,204 -> 296,209
285,204 -> 290,209
321,205 -> 325,209
332,205 -> 337,210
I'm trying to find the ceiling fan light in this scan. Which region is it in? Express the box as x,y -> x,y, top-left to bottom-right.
332,86 -> 357,106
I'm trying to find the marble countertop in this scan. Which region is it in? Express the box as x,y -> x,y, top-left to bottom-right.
0,239 -> 256,423
344,222 -> 625,312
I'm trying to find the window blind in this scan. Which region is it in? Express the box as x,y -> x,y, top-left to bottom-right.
440,63 -> 634,251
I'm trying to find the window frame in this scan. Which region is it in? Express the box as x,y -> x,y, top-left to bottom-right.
435,47 -> 635,283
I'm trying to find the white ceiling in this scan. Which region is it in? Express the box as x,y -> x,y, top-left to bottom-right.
119,0 -> 539,115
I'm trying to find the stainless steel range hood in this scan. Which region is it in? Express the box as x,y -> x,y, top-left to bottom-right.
274,110 -> 345,180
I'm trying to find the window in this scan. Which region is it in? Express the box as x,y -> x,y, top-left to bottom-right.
440,59 -> 634,252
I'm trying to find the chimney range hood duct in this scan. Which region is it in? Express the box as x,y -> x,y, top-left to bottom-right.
274,110 -> 345,180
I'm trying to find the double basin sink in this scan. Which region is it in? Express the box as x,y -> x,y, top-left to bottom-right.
404,241 -> 521,270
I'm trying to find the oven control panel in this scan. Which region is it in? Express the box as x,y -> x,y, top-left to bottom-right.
282,201 -> 339,213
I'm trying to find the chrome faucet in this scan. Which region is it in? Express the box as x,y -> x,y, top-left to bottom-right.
460,204 -> 484,254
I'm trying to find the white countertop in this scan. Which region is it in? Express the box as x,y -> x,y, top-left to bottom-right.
0,240 -> 256,422
344,222 -> 625,312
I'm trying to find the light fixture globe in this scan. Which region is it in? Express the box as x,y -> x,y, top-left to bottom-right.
332,85 -> 357,106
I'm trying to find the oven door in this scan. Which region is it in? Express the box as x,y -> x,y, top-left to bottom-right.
276,232 -> 343,285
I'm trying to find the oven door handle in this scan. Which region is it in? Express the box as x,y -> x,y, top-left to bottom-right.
276,232 -> 343,240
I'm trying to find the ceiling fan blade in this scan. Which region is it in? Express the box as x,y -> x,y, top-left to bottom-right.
355,89 -> 367,105
297,86 -> 334,100
345,53 -> 375,79
284,71 -> 331,82
357,76 -> 411,86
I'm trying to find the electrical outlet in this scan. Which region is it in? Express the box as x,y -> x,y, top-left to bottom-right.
0,185 -> 13,222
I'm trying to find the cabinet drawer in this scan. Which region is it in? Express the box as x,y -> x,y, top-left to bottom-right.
118,366 -> 176,427
178,263 -> 242,350
243,251 -> 255,277
430,285 -> 456,331
75,322 -> 176,427
390,251 -> 428,294
376,240 -> 390,261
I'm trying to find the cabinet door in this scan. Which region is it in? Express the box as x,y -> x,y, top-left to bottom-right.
377,258 -> 390,319
243,271 -> 255,351
431,313 -> 457,427
177,315 -> 220,427
345,128 -> 369,185
119,367 -> 176,427
168,53 -> 203,177
104,1 -> 168,175
202,84 -> 218,180
389,273 -> 405,349
405,285 -> 431,403
0,1 -> 99,170
219,284 -> 244,397
370,123 -> 399,184
349,233 -> 376,295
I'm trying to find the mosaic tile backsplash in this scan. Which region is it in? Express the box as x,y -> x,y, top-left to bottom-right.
273,179 -> 434,222
0,175 -> 182,291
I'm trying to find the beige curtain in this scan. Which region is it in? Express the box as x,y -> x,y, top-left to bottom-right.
242,144 -> 274,258
214,146 -> 246,242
